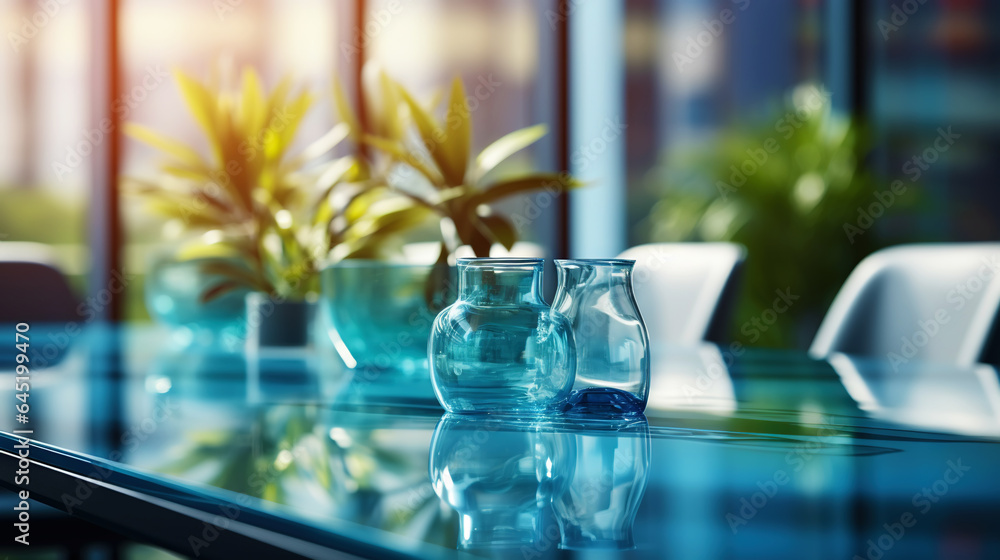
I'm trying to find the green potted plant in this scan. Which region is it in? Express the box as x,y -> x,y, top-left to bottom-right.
640,84 -> 914,347
125,67 -> 382,347
321,69 -> 580,372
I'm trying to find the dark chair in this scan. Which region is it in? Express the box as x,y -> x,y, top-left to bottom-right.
0,242 -> 80,323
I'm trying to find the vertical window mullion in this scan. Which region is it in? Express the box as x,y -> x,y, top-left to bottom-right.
88,0 -> 123,322
556,0 -> 570,260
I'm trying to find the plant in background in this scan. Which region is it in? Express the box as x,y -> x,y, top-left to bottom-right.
333,69 -> 581,265
128,65 -> 580,309
125,67 -> 385,301
641,84 -> 914,347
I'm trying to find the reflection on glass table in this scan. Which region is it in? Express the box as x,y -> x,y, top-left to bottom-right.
553,416 -> 650,550
429,414 -> 564,551
429,414 -> 651,553
829,352 -> 1000,437
4,326 -> 1000,559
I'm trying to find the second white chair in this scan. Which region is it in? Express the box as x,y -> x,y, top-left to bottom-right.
617,243 -> 746,345
810,243 -> 1000,367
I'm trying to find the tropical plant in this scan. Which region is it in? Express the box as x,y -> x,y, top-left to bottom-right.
124,67 -> 373,301
127,66 -> 581,305
332,69 -> 581,265
641,84 -> 915,347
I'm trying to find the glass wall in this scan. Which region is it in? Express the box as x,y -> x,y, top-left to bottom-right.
867,0 -> 1000,241
0,1 -> 90,294
7,0 -> 999,342
117,0 -> 561,318
365,0 -> 562,260
119,0 -> 341,318
624,0 -> 834,347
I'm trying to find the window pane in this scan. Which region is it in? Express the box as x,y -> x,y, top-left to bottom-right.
367,0 -> 562,260
0,1 -> 90,295
120,0 -> 340,319
625,0 -> 832,347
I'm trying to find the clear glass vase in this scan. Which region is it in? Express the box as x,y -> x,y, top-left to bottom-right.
429,258 -> 576,413
553,259 -> 650,415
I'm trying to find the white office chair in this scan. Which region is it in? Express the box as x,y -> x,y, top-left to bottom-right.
617,243 -> 746,345
810,243 -> 1000,366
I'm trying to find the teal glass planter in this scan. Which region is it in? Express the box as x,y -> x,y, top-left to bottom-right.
322,260 -> 455,373
553,259 -> 650,415
429,258 -> 575,413
144,256 -> 248,348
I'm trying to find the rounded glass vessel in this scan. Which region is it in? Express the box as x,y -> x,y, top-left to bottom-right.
553,415 -> 651,550
428,414 -> 568,550
429,258 -> 575,413
553,259 -> 650,415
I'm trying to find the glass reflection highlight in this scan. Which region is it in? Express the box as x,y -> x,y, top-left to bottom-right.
554,416 -> 651,550
428,414 -> 565,550
428,414 -> 651,552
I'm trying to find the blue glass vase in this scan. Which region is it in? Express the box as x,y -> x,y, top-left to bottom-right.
429,258 -> 575,413
553,259 -> 650,415
553,415 -> 650,550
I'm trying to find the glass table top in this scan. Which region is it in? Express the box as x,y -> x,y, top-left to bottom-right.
3,325 -> 1000,559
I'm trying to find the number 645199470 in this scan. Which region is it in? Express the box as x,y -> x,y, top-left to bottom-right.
15,322 -> 29,367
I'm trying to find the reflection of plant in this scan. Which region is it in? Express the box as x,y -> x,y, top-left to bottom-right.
125,67 -> 370,300
161,407 -> 452,542
642,84 -> 911,347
